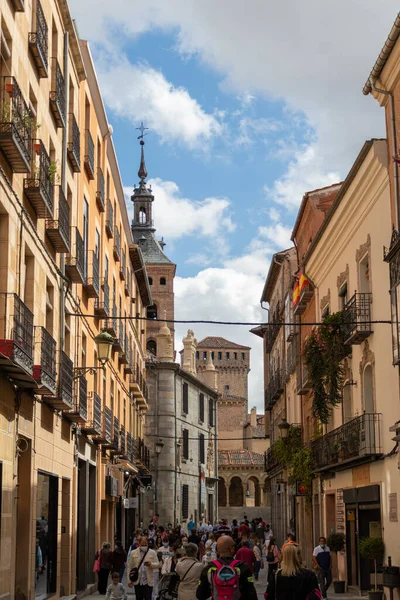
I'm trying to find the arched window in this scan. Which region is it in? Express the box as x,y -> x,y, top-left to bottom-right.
160,277 -> 166,285
147,340 -> 157,356
342,383 -> 352,423
148,277 -> 153,285
147,304 -> 157,320
363,364 -> 374,413
139,207 -> 147,225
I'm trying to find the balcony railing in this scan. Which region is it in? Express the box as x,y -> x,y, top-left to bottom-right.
83,251 -> 100,298
120,424 -> 126,456
24,140 -> 54,217
33,327 -> 57,395
0,77 -> 32,172
311,413 -> 382,472
120,248 -> 126,280
65,227 -> 85,284
115,321 -> 124,355
95,279 -> 110,318
125,268 -> 131,297
342,292 -> 372,345
48,351 -> 74,410
49,59 -> 65,128
138,437 -> 150,470
114,227 -> 121,261
84,129 -> 95,179
68,375 -> 88,423
127,432 -> 136,465
296,361 -> 311,395
125,343 -> 134,375
112,416 -> 120,452
265,369 -> 283,411
265,302 -> 282,354
286,341 -> 298,382
0,293 -> 34,380
82,392 -> 102,436
96,168 -> 105,212
105,200 -> 114,238
96,405 -> 112,445
28,0 -> 48,78
45,187 -> 70,253
67,113 -> 80,172
293,278 -> 313,316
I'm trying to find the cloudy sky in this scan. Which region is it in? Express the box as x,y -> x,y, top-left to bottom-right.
69,1 -> 398,411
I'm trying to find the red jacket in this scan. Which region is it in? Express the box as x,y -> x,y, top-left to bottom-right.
235,546 -> 255,573
238,524 -> 250,536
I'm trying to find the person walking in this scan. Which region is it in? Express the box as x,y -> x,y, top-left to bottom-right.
95,542 -> 113,595
281,533 -> 299,554
175,543 -> 204,600
265,524 -> 274,541
253,542 -> 262,582
127,537 -> 160,600
265,544 -> 320,600
196,535 -> 258,600
105,571 -> 128,600
312,537 -> 332,599
112,541 -> 127,583
235,539 -> 256,573
264,536 -> 281,582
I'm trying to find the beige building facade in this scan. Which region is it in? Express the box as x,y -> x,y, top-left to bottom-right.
0,1 -> 150,598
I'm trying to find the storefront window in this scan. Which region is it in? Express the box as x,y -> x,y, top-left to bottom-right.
35,472 -> 58,598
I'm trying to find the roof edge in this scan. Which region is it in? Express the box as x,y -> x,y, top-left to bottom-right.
363,12 -> 400,95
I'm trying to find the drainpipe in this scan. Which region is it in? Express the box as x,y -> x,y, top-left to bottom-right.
60,32 -> 69,353
369,77 -> 399,230
174,371 -> 177,526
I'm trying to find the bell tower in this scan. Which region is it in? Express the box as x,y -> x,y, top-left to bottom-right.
131,127 -> 176,357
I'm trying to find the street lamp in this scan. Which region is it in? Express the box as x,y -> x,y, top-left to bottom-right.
154,438 -> 164,518
278,417 -> 290,439
73,330 -> 114,379
155,438 -> 164,456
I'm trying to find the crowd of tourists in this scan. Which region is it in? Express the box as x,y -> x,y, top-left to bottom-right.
93,516 -> 332,600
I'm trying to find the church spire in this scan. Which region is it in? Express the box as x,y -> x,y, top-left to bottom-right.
136,121 -> 149,184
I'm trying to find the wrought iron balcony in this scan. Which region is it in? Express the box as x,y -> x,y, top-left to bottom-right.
112,416 -> 121,452
33,327 -> 57,395
293,278 -> 313,316
296,361 -> 311,395
342,292 -> 372,345
96,167 -> 105,212
47,351 -> 73,410
67,113 -> 80,172
0,293 -> 35,386
311,413 -> 382,472
138,437 -> 150,470
286,341 -> 298,382
120,424 -> 126,457
45,187 -> 70,253
114,227 -> 121,261
28,0 -> 48,78
65,227 -> 85,284
11,0 -> 25,11
24,140 -> 54,217
68,375 -> 88,423
49,59 -> 65,128
114,321 -> 124,355
83,251 -> 100,298
125,268 -> 131,297
82,392 -> 102,436
106,303 -> 118,338
120,248 -> 126,280
127,432 -> 136,465
84,129 -> 95,179
265,302 -> 282,353
95,279 -> 110,318
94,405 -> 112,445
124,338 -> 133,374
265,368 -> 283,411
0,77 -> 32,172
105,200 -> 114,238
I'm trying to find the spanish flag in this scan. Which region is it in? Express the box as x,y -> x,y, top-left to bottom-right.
299,272 -> 309,294
292,279 -> 300,308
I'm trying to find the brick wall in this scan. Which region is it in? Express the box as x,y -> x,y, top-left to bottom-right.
146,263 -> 176,354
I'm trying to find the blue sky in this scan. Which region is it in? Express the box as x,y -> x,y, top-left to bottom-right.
69,0 -> 399,409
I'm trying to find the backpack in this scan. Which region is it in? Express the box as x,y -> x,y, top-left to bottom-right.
266,546 -> 276,563
209,559 -> 241,599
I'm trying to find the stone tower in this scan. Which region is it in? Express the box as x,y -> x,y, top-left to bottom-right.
195,337 -> 250,450
131,138 -> 176,356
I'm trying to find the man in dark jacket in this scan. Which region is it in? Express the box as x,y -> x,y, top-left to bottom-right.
196,536 -> 257,600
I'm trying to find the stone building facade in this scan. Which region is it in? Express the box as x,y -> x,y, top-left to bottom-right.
0,2 -> 150,598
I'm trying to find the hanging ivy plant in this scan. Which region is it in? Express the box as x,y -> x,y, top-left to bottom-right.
303,312 -> 350,425
273,426 -> 313,501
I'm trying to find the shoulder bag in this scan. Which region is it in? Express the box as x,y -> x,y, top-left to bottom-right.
129,548 -> 149,582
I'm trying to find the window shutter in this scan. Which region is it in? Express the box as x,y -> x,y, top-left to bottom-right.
182,484 -> 189,519
199,433 -> 205,464
199,393 -> 204,422
209,398 -> 214,427
183,382 -> 189,414
183,429 -> 189,459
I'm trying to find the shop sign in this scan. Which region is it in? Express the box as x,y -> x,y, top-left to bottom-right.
106,475 -> 119,498
295,481 -> 309,496
389,493 -> 398,522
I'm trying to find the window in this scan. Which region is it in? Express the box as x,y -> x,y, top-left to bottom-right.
104,255 -> 109,283
203,351 -> 207,360
218,352 -> 222,360
209,398 -> 214,427
199,433 -> 205,464
199,393 -> 204,422
225,385 -> 230,391
182,484 -> 189,519
196,351 -> 199,360
321,305 -> 330,319
241,353 -> 245,360
147,304 -> 157,320
182,382 -> 189,414
226,352 -> 230,359
234,352 -> 237,360
139,207 -> 147,224
83,198 -> 89,279
147,340 -> 157,356
148,277 -> 153,285
182,429 -> 189,460
160,277 -> 166,285
339,283 -> 348,310
211,351 -> 215,360
95,229 -> 100,259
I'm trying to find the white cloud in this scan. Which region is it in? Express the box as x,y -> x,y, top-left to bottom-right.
124,177 -> 235,242
95,57 -> 222,149
236,117 -> 281,147
258,223 -> 293,250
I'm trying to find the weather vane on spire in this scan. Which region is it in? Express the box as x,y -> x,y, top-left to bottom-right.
136,121 -> 149,141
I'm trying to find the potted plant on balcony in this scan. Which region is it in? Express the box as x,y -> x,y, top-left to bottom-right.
327,532 -> 346,593
359,536 -> 385,600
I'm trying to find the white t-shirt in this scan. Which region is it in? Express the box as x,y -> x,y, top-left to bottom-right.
313,545 -> 331,570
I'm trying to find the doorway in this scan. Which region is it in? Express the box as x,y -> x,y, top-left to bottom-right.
15,437 -> 32,598
35,471 -> 58,598
208,493 -> 214,524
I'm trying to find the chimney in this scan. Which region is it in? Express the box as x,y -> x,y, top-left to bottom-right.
250,406 -> 257,427
202,352 -> 218,390
182,329 -> 197,375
